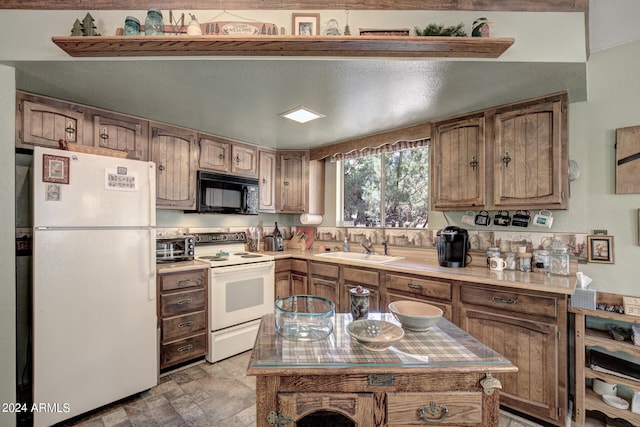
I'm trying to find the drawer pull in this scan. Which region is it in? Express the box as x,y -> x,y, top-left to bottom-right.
177,279 -> 194,286
177,344 -> 193,353
408,283 -> 423,290
418,402 -> 450,424
178,321 -> 194,328
177,299 -> 192,305
492,296 -> 516,305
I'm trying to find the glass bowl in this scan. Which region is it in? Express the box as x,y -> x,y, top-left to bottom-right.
275,295 -> 335,341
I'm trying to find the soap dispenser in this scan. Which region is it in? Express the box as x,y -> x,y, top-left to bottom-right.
343,237 -> 350,252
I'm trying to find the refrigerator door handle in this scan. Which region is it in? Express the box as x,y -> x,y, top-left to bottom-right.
149,227 -> 156,301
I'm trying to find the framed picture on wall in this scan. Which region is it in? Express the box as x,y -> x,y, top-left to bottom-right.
292,13 -> 320,35
587,235 -> 614,264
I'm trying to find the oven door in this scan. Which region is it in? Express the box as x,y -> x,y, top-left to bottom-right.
209,261 -> 275,330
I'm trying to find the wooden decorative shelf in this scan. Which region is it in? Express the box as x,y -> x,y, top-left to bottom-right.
52,35 -> 515,58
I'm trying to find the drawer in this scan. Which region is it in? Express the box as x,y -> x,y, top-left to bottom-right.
161,288 -> 206,316
290,259 -> 308,274
159,269 -> 207,292
275,259 -> 291,273
387,392 -> 482,425
309,261 -> 340,279
460,286 -> 558,318
343,267 -> 379,286
160,333 -> 206,369
385,274 -> 451,301
161,310 -> 207,342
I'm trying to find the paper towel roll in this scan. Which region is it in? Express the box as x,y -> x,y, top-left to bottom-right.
300,213 -> 323,225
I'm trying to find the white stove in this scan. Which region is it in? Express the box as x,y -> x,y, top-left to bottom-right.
194,232 -> 275,363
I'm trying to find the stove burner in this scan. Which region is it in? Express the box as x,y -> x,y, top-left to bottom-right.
241,254 -> 263,258
234,252 -> 249,256
200,255 -> 228,261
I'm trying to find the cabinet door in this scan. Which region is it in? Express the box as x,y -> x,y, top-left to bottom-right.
290,273 -> 308,296
150,122 -> 197,209
231,143 -> 258,178
308,276 -> 340,309
17,95 -> 85,149
198,135 -> 230,173
259,150 -> 277,213
431,115 -> 485,209
493,94 -> 568,209
459,305 -> 560,424
277,151 -> 308,213
275,271 -> 291,300
92,111 -> 149,160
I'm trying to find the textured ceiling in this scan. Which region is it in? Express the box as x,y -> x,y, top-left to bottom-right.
14,59 -> 586,150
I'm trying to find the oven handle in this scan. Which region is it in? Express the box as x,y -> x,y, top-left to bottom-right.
210,260 -> 274,276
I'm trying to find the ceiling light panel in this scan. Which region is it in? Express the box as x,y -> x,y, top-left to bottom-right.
280,106 -> 325,123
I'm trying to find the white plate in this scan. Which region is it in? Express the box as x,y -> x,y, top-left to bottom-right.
602,394 -> 629,410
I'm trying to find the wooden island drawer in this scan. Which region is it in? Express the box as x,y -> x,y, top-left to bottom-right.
159,269 -> 207,291
460,286 -> 558,318
161,311 -> 206,341
160,333 -> 206,369
161,288 -> 206,316
385,273 -> 451,301
387,392 -> 482,425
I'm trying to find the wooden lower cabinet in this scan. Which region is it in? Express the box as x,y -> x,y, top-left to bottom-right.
340,266 -> 380,313
275,259 -> 307,300
458,284 -> 566,425
157,267 -> 208,370
308,261 -> 340,307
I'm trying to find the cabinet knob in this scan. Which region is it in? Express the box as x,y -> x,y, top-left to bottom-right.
502,151 -> 512,168
469,155 -> 478,171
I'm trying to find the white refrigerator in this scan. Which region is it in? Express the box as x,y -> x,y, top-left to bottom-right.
32,146 -> 158,427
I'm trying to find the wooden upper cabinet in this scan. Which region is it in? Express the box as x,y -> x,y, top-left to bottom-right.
431,114 -> 485,209
493,93 -> 568,209
198,135 -> 231,173
150,122 -> 198,210
259,149 -> 277,213
231,143 -> 258,178
92,111 -> 149,160
277,150 -> 308,213
16,92 -> 85,149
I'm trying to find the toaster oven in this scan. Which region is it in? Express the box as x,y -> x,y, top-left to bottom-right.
156,235 -> 195,263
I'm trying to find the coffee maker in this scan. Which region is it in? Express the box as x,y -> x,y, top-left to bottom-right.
436,226 -> 470,268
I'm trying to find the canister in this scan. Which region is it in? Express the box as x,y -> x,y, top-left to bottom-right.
550,247 -> 570,276
505,252 -> 516,270
145,9 -> 164,35
486,246 -> 500,266
532,250 -> 549,273
518,252 -> 532,272
350,286 -> 370,320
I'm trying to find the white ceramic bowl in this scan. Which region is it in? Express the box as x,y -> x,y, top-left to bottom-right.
388,300 -> 443,331
347,319 -> 404,351
602,394 -> 629,410
593,378 -> 617,396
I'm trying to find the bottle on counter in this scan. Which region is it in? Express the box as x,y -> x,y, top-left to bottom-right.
273,222 -> 283,251
343,238 -> 350,252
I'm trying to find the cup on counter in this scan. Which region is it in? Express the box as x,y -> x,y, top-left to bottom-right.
489,256 -> 507,271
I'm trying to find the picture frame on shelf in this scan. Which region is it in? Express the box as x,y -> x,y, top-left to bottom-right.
43,154 -> 69,184
587,235 -> 614,264
292,13 -> 320,35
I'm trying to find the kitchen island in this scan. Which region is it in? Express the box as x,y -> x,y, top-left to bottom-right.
247,313 -> 517,426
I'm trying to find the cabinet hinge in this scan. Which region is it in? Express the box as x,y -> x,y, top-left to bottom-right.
558,407 -> 562,418
18,102 -> 23,112
267,411 -> 293,427
558,330 -> 561,341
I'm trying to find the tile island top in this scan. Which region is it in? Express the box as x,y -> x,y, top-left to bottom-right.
247,313 -> 517,375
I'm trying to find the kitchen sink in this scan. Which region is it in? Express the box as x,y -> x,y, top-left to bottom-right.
314,251 -> 404,264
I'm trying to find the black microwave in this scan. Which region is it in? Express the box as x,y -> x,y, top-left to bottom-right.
193,171 -> 259,215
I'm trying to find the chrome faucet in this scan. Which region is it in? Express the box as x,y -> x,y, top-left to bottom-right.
360,241 -> 375,255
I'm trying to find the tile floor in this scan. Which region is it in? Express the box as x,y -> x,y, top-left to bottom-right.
59,351 -> 604,427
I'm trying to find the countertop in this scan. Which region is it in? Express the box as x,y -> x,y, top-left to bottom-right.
268,248 -> 577,296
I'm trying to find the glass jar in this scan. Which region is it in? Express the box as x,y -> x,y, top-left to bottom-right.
144,9 -> 164,36
518,253 -> 532,272
124,16 -> 140,36
505,252 -> 516,271
532,250 -> 549,273
550,247 -> 570,276
486,246 -> 500,266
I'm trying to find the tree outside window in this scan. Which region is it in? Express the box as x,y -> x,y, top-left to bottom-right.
342,146 -> 429,228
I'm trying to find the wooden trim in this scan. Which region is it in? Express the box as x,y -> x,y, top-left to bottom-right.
51,35 -> 515,59
2,0 -> 589,11
309,123 -> 431,160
